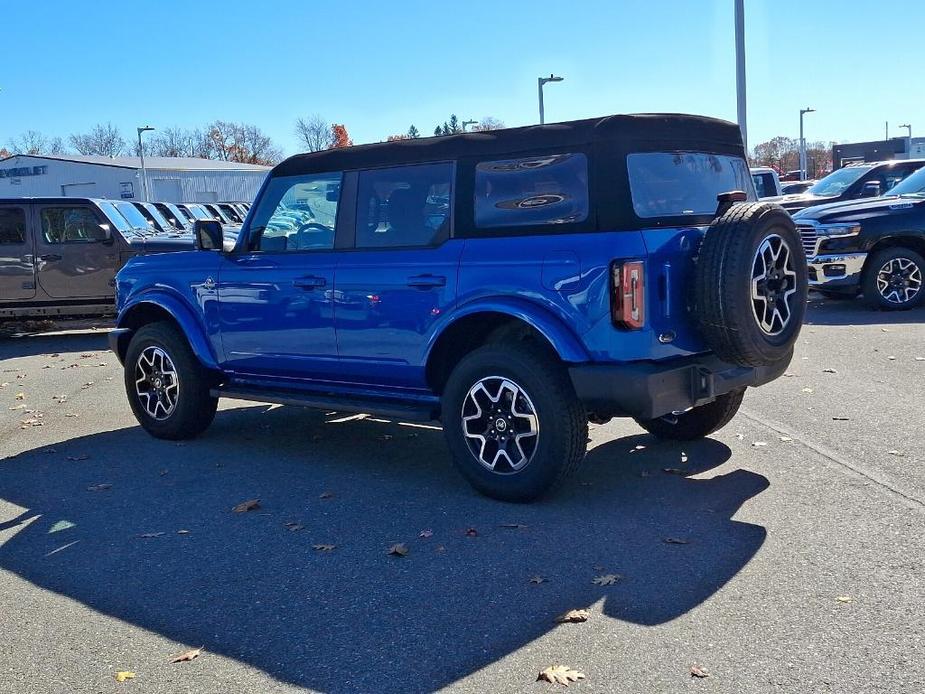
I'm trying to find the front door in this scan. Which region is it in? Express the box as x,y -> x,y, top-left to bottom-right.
217,171 -> 342,381
0,203 -> 35,301
33,202 -> 118,300
334,162 -> 460,388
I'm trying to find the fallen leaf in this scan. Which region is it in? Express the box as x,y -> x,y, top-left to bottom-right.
529,575 -> 547,584
232,499 -> 260,513
500,523 -> 528,529
680,451 -> 688,464
801,387 -> 814,394
65,413 -> 79,418
313,543 -> 336,551
822,368 -> 838,374
663,537 -> 689,545
662,467 -> 685,475
832,416 -> 850,421
87,483 -> 112,492
81,381 -> 94,389
887,450 -> 905,457
15,392 -> 24,400
690,664 -> 710,678
779,436 -> 793,442
592,574 -> 622,586
170,647 -> 202,663
752,441 -> 768,448
286,524 -> 305,532
881,327 -> 891,332
9,404 -> 25,410
419,529 -> 434,538
319,491 -> 334,499
52,394 -> 67,402
177,529 -> 191,535
67,454 -> 89,461
554,609 -> 590,623
783,372 -> 798,377
836,595 -> 852,603
465,527 -> 478,537
538,665 -> 585,686
435,545 -> 446,553
887,355 -> 896,361
114,671 -> 136,682
387,543 -> 409,556
137,532 -> 165,539
915,357 -> 925,362
735,433 -> 745,440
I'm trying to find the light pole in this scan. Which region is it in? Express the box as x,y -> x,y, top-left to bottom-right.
899,123 -> 912,138
799,108 -> 815,181
461,119 -> 478,132
734,0 -> 747,150
137,126 -> 155,201
538,74 -> 563,125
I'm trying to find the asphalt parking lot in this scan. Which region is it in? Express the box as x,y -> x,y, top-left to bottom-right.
1,297 -> 923,694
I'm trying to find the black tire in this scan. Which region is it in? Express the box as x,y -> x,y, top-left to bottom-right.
635,388 -> 745,441
861,247 -> 925,311
124,321 -> 218,440
441,342 -> 587,502
695,202 -> 808,367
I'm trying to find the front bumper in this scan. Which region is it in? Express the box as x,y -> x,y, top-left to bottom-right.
569,351 -> 791,421
807,252 -> 867,288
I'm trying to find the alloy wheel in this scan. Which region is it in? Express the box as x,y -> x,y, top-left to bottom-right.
461,376 -> 539,474
751,234 -> 798,336
876,257 -> 922,305
134,346 -> 180,420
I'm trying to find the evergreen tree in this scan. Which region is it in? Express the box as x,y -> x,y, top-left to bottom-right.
408,125 -> 420,139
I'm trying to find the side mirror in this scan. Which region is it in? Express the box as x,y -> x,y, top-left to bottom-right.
859,181 -> 882,198
98,223 -> 114,245
194,219 -> 224,251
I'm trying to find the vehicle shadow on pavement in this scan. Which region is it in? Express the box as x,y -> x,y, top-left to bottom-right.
0,405 -> 768,692
0,331 -> 111,361
804,297 -> 925,326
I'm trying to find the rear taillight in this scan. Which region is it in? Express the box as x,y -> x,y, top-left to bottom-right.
611,261 -> 645,330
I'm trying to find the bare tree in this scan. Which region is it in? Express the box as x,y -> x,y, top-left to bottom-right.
7,130 -> 66,155
69,122 -> 126,157
295,114 -> 334,152
474,116 -> 505,132
206,120 -> 282,165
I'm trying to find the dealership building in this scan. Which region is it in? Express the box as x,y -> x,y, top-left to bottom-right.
0,153 -> 270,202
832,136 -> 925,169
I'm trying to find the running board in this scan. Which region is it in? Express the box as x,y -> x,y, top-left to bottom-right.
211,386 -> 440,422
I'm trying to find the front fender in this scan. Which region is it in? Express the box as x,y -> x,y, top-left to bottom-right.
116,291 -> 219,370
424,297 -> 590,364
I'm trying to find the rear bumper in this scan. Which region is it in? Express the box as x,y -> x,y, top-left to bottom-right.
569,351 -> 791,420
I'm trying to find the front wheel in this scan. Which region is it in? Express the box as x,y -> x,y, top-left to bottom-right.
441,343 -> 587,502
635,389 -> 745,441
862,247 -> 925,311
124,322 -> 218,440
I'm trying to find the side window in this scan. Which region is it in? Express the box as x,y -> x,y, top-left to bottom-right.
0,207 -> 27,244
250,172 -> 342,252
40,207 -> 107,244
752,174 -> 768,198
355,163 -> 453,249
474,153 -> 588,229
882,166 -> 918,193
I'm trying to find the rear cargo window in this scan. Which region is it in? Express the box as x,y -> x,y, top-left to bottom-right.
474,153 -> 589,228
0,207 -> 26,244
627,152 -> 755,218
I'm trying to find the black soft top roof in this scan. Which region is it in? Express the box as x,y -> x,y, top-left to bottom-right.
273,113 -> 745,177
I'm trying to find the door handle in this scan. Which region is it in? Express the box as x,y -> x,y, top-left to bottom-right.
39,254 -> 63,262
292,276 -> 327,289
407,274 -> 447,288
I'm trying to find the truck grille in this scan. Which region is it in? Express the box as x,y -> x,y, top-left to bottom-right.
797,224 -> 818,258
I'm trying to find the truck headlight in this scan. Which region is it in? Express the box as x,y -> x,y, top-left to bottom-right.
816,223 -> 861,238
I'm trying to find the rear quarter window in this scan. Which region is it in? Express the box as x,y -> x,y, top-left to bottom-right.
628,152 -> 755,219
474,152 -> 589,229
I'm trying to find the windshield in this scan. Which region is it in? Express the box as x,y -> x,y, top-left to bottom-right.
186,205 -> 212,221
140,203 -> 178,231
806,166 -> 872,197
627,152 -> 755,218
113,201 -> 153,230
885,166 -> 925,197
162,203 -> 191,228
96,201 -> 134,233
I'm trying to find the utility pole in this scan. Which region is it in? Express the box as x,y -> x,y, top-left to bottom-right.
136,126 -> 155,201
799,108 -> 815,181
537,74 -> 564,125
734,0 -> 747,151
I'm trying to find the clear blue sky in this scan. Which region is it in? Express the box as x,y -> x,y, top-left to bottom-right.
3,0 -> 922,156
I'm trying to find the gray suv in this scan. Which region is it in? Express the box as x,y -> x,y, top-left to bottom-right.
0,197 -> 193,318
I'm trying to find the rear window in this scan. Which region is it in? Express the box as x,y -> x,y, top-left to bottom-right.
475,153 -> 589,228
0,207 -> 26,244
627,152 -> 755,218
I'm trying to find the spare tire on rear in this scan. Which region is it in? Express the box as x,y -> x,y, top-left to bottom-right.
694,202 -> 808,367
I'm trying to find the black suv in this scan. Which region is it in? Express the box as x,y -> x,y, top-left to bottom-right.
793,165 -> 925,309
772,160 -> 925,214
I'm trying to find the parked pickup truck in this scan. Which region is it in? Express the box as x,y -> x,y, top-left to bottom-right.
110,114 -> 807,501
770,160 -> 925,214
0,197 -> 195,318
794,164 -> 925,309
751,167 -> 782,198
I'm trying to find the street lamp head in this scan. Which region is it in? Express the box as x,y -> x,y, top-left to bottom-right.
539,74 -> 564,86
137,125 -> 155,134
800,107 -> 815,116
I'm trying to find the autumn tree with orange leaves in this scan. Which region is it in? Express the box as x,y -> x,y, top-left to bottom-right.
330,124 -> 352,149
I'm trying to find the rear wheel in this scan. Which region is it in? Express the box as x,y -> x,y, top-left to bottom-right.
862,247 -> 925,311
124,322 -> 218,440
635,389 -> 745,441
441,343 -> 587,502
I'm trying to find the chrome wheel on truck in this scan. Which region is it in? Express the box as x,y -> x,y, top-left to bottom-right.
876,256 -> 922,305
751,234 -> 798,336
862,247 -> 925,311
134,346 -> 180,420
461,376 -> 539,473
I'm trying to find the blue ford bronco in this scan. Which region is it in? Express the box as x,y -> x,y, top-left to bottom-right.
111,114 -> 807,501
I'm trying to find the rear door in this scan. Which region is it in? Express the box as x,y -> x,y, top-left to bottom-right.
0,203 -> 35,301
33,202 -> 118,300
333,163 -> 460,388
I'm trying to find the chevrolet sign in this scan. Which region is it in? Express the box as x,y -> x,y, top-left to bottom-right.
0,165 -> 48,178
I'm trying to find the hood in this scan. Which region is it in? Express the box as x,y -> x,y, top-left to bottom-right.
793,195 -> 925,224
126,234 -> 196,253
764,192 -> 836,211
